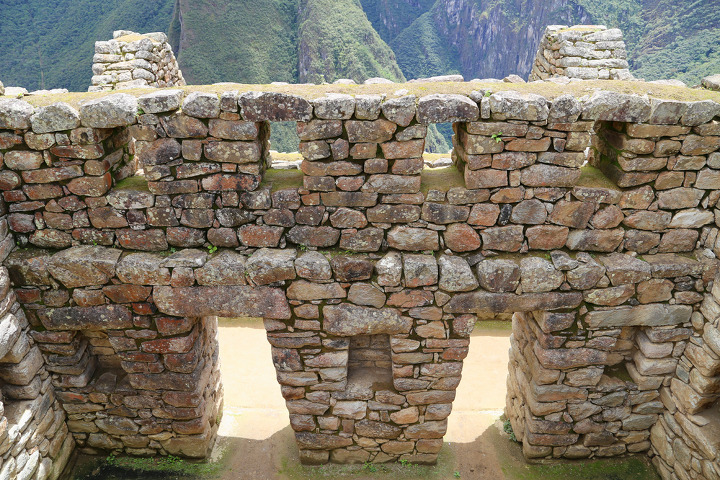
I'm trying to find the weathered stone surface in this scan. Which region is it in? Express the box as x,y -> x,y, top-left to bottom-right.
154,286 -> 291,319
521,164 -> 581,187
377,251 -> 403,286
489,91 -> 549,121
585,304 -> 692,328
312,93 -> 354,119
79,93 -> 137,128
511,199 -> 547,225
481,225 -> 524,252
348,283 -> 386,308
444,223 -> 482,252
137,89 -> 183,114
381,95 -> 416,127
0,98 -> 34,129
116,252 -> 170,285
43,305 -> 133,330
47,246 -> 121,288
520,257 -> 563,293
160,112 -> 208,138
599,253 -> 652,285
295,251 -> 332,281
417,94 -> 479,123
182,92 -> 220,118
323,304 -> 411,336
239,91 -> 312,121
331,256 -> 373,281
195,250 -> 247,285
287,281 -> 346,300
295,432 -> 353,450
403,254 -> 438,288
447,291 -> 582,314
30,102 -> 80,133
476,259 -> 520,292
367,205 -> 421,223
387,226 -> 439,251
355,419 -> 402,439
245,248 -> 297,285
566,229 -> 624,252
438,255 -> 478,292
582,91 -> 651,123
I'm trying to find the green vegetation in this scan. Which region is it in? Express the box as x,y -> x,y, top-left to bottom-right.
360,0 -> 436,44
577,165 -> 619,190
297,0 -> 405,84
173,0 -> 298,85
0,0 -> 175,92
69,453 -> 224,479
114,175 -> 150,191
261,168 -> 304,191
390,7 -> 462,82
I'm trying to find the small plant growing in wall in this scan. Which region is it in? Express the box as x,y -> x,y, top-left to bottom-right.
207,244 -> 218,254
491,132 -> 503,143
503,418 -> 518,442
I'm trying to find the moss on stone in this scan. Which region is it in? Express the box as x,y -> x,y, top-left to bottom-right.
114,175 -> 150,191
577,165 -> 619,190
261,168 -> 304,192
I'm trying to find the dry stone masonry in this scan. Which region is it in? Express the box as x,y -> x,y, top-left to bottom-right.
1,73 -> 720,479
529,25 -> 633,82
90,31 -> 185,92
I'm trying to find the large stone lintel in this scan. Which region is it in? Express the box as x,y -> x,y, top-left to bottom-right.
323,303 -> 411,336
585,304 -> 692,328
43,305 -> 133,330
153,285 -> 291,319
445,291 -> 583,314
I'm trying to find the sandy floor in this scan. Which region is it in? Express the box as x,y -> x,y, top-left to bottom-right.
214,318 -> 511,479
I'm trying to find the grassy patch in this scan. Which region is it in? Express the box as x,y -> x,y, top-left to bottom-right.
261,168 -> 304,191
114,175 -> 150,191
577,165 -> 620,191
69,454 -> 224,479
279,446 -> 459,480
500,456 -> 660,480
21,78 -> 720,110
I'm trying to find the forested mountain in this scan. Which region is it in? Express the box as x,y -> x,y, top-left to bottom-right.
1,0 -> 718,149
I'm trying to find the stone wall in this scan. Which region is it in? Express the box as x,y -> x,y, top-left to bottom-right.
0,138 -> 74,478
649,283 -> 720,479
529,25 -> 633,82
1,84 -> 720,473
90,31 -> 185,92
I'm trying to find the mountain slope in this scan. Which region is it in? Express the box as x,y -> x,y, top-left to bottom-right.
0,0 -> 175,92
171,0 -> 299,85
390,0 -> 590,81
359,0 -> 436,43
297,0 -> 405,84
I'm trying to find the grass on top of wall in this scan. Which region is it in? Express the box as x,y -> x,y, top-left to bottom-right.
15,79 -> 720,110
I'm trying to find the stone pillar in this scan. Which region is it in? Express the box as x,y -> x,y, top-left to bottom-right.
529,25 -> 633,81
90,30 -> 186,92
263,248 -> 479,465
650,274 -> 720,480
0,236 -> 73,477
